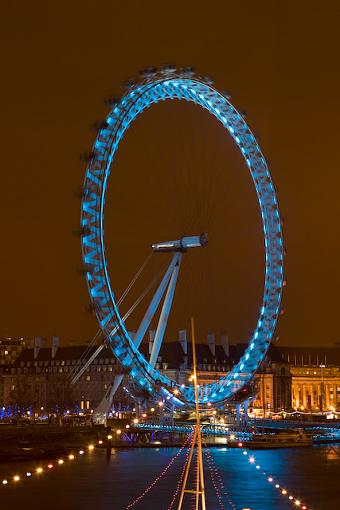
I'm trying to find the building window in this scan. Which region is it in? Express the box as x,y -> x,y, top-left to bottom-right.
86,375 -> 91,382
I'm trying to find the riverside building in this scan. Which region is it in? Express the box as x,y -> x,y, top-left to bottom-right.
0,333 -> 339,417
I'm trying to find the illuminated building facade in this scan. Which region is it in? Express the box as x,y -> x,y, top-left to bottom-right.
290,365 -> 340,412
252,347 -> 340,416
0,335 -> 339,416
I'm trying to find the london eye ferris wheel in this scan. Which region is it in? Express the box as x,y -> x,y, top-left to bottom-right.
80,65 -> 284,408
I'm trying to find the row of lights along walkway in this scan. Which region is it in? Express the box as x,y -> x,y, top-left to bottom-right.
1,443 -> 96,486
237,440 -> 311,509
1,432 -> 313,510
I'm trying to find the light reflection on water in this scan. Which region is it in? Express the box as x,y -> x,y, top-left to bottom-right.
0,445 -> 339,509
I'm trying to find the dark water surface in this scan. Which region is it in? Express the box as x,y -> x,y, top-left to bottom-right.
0,445 -> 339,509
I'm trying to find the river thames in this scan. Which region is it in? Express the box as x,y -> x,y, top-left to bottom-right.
0,445 -> 339,509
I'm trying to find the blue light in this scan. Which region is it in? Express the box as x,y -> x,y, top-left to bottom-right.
81,70 -> 284,407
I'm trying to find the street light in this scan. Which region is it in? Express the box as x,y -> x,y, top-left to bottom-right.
320,364 -> 326,414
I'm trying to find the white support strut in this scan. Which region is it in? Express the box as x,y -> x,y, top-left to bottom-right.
91,253 -> 182,419
149,255 -> 182,368
133,252 -> 181,349
91,234 -> 207,420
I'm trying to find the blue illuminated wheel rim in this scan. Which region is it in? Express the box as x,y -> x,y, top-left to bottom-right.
81,67 -> 284,406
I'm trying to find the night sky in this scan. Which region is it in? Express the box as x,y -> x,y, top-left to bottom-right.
1,2 -> 340,347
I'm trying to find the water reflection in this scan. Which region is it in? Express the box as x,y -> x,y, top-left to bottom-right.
0,445 -> 338,509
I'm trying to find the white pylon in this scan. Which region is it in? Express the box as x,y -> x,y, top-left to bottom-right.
177,317 -> 206,510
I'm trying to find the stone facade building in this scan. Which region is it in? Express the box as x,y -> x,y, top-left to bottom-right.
0,337 -> 26,366
0,334 -> 339,416
0,338 -> 126,414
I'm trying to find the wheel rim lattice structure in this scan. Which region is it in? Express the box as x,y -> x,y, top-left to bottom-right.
80,66 -> 284,407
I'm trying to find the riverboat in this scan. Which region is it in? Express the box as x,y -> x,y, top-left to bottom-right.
246,429 -> 313,449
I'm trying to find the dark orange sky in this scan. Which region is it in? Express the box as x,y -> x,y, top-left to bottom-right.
1,1 -> 339,347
